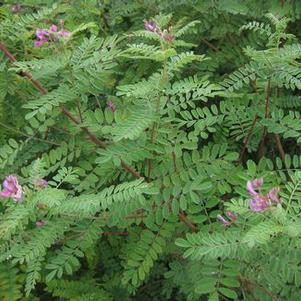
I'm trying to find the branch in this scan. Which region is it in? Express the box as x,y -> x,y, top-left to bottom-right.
258,79 -> 271,159
239,275 -> 283,301
0,121 -> 60,146
0,42 -> 141,179
0,42 -> 197,231
178,211 -> 197,232
201,38 -> 219,52
274,133 -> 285,161
239,114 -> 258,162
0,43 -> 48,95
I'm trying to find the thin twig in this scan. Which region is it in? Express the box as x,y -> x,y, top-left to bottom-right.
178,211 -> 197,232
44,127 -> 49,140
239,275 -> 283,301
239,114 -> 258,162
0,121 -> 60,146
274,133 -> 285,161
0,42 -> 142,179
76,101 -> 83,122
172,151 -> 177,172
0,43 -> 48,95
239,78 -> 258,162
61,107 -> 142,179
50,125 -> 73,135
258,79 -> 271,159
201,38 -> 219,52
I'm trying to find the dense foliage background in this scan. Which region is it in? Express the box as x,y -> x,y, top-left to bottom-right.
1,0 -> 301,300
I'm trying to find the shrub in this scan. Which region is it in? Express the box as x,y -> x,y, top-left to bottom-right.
0,1 -> 301,300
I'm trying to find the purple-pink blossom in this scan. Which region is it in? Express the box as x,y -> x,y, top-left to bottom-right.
107,100 -> 116,112
217,214 -> 231,226
143,20 -> 174,43
34,40 -> 45,48
49,25 -> 58,32
34,29 -> 49,47
217,211 -> 237,226
246,178 -> 263,196
252,178 -> 264,189
247,178 -> 280,212
144,20 -> 159,32
58,30 -> 71,38
36,29 -> 49,40
36,220 -> 47,227
267,187 -> 280,204
11,4 -> 22,13
0,175 -> 23,202
34,23 -> 70,48
249,195 -> 269,212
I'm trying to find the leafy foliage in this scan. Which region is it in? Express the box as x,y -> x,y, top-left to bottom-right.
1,1 -> 301,301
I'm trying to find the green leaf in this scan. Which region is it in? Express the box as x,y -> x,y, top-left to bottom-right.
221,277 -> 240,288
208,291 -> 219,301
195,278 -> 217,294
246,160 -> 257,176
175,238 -> 191,248
218,287 -> 238,299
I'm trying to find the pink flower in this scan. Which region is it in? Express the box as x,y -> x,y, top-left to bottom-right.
34,24 -> 70,47
49,25 -> 58,32
252,178 -> 263,189
58,30 -> 71,38
247,181 -> 257,196
34,29 -> 49,47
11,4 -> 22,13
217,214 -> 231,226
34,40 -> 47,48
34,179 -> 48,189
36,220 -> 47,227
250,194 -> 269,212
217,211 -> 238,226
246,178 -> 263,196
247,178 -> 281,212
144,20 -> 159,32
36,29 -> 49,40
268,187 -> 280,204
107,100 -> 116,112
0,175 -> 23,202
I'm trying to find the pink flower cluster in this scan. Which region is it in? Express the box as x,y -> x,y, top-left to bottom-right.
144,20 -> 174,43
0,175 -> 48,203
247,178 -> 280,212
0,175 -> 23,202
217,211 -> 237,226
34,24 -> 70,48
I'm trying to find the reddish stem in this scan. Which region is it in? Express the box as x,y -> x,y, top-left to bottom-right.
274,133 -> 285,161
178,211 -> 197,232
